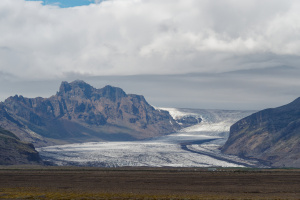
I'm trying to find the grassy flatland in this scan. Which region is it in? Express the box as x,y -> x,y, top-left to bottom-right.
0,166 -> 299,200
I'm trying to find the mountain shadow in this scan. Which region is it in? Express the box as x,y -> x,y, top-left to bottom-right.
0,126 -> 41,165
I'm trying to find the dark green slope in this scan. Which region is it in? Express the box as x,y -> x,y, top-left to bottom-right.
0,126 -> 41,165
221,98 -> 300,168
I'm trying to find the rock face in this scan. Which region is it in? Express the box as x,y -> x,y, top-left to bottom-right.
0,126 -> 41,165
176,116 -> 202,128
1,80 -> 180,147
221,97 -> 300,168
0,103 -> 51,147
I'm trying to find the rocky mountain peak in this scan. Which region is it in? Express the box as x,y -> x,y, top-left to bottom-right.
69,80 -> 93,89
98,85 -> 127,101
59,81 -> 72,93
58,80 -> 95,98
58,80 -> 127,101
0,80 -> 180,146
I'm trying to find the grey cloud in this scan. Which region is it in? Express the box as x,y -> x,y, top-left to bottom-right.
1,66 -> 300,110
0,0 -> 300,110
0,0 -> 300,79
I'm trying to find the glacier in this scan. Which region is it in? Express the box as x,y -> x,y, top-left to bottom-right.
38,108 -> 262,167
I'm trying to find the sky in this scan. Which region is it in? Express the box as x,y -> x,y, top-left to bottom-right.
26,0 -> 101,8
1,0 -> 300,110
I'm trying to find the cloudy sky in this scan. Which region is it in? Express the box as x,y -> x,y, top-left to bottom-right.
1,0 -> 300,110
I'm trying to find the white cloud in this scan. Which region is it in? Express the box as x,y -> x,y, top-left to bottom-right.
1,0 -> 300,80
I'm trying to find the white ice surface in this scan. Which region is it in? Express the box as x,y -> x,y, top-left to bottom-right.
38,108 -> 256,167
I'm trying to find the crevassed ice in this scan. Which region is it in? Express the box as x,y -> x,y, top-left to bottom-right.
38,108 -> 256,167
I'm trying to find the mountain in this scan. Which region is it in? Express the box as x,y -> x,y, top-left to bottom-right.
0,126 -> 41,165
221,98 -> 300,168
0,103 -> 52,147
0,80 -> 180,147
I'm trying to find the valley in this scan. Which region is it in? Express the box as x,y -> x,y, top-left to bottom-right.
1,81 -> 299,168
38,108 -> 259,167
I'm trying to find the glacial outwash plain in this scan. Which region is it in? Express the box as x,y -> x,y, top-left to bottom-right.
0,167 -> 299,200
0,80 -> 299,199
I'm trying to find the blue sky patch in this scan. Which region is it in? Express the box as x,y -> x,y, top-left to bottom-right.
25,0 -> 102,8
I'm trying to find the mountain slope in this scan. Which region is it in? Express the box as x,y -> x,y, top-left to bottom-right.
0,103 -> 53,147
0,126 -> 41,165
1,80 -> 180,146
221,98 -> 300,167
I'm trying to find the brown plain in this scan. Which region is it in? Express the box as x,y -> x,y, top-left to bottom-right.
0,167 -> 299,200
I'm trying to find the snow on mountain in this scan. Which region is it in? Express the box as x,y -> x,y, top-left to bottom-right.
38,108 -> 259,167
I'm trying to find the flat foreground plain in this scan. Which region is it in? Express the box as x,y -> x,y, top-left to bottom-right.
0,167 -> 299,200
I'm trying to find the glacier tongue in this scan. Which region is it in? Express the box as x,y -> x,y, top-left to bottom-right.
38,108 -> 259,167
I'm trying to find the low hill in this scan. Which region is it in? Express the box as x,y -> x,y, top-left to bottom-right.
0,126 -> 41,165
221,98 -> 300,168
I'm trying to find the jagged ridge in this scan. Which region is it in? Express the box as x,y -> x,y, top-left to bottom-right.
1,80 -> 180,147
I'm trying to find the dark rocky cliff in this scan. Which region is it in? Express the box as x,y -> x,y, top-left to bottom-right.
221,98 -> 300,168
1,80 -> 180,146
0,126 -> 41,165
